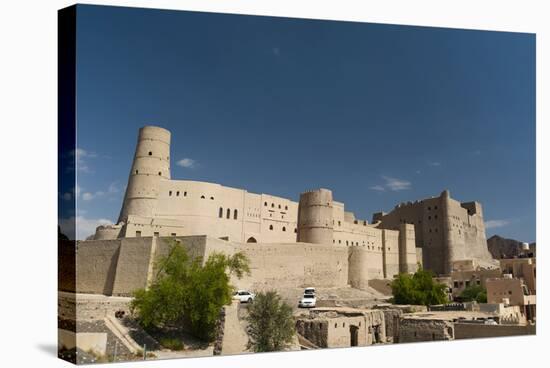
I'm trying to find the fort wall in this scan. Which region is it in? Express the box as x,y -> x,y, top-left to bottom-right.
73,236 -> 349,296
235,242 -> 348,290
76,240 -> 121,295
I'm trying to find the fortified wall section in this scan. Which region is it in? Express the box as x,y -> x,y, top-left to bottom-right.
70,236 -> 350,296
235,242 -> 348,290
374,190 -> 492,275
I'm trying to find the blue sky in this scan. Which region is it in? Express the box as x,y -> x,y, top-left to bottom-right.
68,5 -> 535,241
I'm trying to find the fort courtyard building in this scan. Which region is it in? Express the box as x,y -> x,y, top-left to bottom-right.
79,125 -> 495,295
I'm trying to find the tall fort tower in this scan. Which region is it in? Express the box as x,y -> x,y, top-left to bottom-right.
118,126 -> 171,223
297,189 -> 334,245
372,189 -> 493,275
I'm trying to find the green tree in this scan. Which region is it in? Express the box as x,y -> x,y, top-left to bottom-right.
459,285 -> 487,303
246,291 -> 295,352
391,266 -> 448,306
130,241 -> 250,341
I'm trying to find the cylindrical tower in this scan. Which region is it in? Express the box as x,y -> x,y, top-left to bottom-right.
297,189 -> 334,245
440,189 -> 454,275
118,126 -> 171,223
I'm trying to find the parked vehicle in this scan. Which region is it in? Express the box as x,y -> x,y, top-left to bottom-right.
233,290 -> 255,303
298,293 -> 316,308
304,287 -> 316,296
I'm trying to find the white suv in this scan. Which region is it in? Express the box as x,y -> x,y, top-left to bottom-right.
298,293 -> 316,308
233,290 -> 255,303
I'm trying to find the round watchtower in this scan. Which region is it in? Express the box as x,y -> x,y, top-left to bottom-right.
297,189 -> 334,245
118,126 -> 171,223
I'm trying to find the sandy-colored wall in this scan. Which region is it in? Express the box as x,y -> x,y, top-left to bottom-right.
399,223 -> 418,273
348,248 -> 371,290
326,316 -> 368,347
486,278 -> 525,305
398,318 -> 454,342
450,268 -> 501,298
375,190 -> 492,275
58,292 -> 132,321
152,180 -> 299,244
383,229 -> 400,278
74,236 -> 349,296
297,310 -> 386,348
123,215 -> 186,238
500,258 -> 536,294
454,323 -> 535,339
111,237 -> 155,296
236,242 -> 349,290
295,320 -> 329,348
76,240 -> 121,295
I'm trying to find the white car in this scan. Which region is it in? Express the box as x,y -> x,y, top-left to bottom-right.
304,287 -> 316,296
298,294 -> 316,308
233,290 -> 255,303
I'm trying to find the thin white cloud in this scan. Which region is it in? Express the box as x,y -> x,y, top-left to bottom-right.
272,47 -> 280,56
485,219 -> 510,229
59,216 -> 113,240
382,176 -> 412,191
369,185 -> 386,192
176,158 -> 197,169
78,182 -> 120,202
82,192 -> 96,201
428,161 -> 441,167
68,148 -> 98,173
108,181 -> 121,194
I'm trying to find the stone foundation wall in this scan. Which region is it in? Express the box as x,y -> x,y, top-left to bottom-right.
58,292 -> 132,321
398,318 -> 454,342
454,323 -> 535,339
295,320 -> 329,348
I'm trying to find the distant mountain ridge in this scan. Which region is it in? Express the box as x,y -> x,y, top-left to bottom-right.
487,235 -> 536,259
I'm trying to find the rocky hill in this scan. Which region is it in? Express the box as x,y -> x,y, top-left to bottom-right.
487,235 -> 536,259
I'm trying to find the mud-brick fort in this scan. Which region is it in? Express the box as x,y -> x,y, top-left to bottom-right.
68,126 -> 494,296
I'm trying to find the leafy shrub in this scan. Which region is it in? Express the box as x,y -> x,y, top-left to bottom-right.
459,285 -> 487,303
246,291 -> 295,352
131,241 -> 250,341
391,266 -> 448,306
